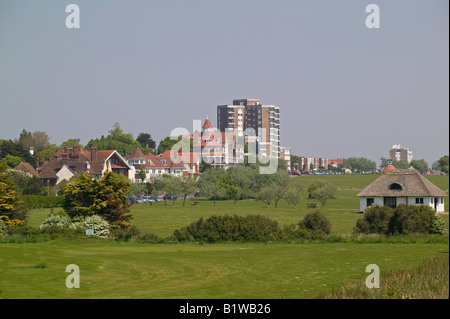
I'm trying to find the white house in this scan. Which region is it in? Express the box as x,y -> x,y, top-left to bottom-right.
357,168 -> 447,213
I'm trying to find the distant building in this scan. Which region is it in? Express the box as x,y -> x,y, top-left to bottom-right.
35,146 -> 132,187
14,162 -> 38,177
328,158 -> 343,169
279,146 -> 291,171
357,167 -> 447,212
298,157 -> 328,171
125,148 -> 184,182
390,144 -> 413,163
217,99 -> 280,159
381,157 -> 396,173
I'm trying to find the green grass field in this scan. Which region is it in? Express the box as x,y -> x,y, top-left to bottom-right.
1,239 -> 448,299
2,174 -> 449,299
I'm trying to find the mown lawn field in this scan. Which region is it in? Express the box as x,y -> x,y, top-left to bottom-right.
3,174 -> 449,299
0,239 -> 448,299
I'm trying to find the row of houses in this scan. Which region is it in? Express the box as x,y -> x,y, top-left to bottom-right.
292,157 -> 343,171
12,118 -> 260,187
13,146 -> 447,213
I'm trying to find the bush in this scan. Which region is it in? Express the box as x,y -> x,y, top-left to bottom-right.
109,225 -> 160,242
0,218 -> 6,237
83,215 -> 110,238
39,213 -> 73,229
174,215 -> 282,243
388,205 -> 443,235
354,205 -> 394,234
39,212 -> 111,238
297,210 -> 332,239
354,204 -> 447,236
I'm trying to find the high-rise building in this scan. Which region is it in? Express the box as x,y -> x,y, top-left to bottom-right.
217,99 -> 280,158
389,144 -> 413,163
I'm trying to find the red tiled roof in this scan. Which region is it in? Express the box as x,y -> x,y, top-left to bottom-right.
14,162 -> 38,177
129,148 -> 146,159
126,148 -> 184,169
202,118 -> 213,129
381,164 -> 396,173
38,166 -> 57,179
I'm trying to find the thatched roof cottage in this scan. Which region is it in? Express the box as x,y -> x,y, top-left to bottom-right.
357,168 -> 447,213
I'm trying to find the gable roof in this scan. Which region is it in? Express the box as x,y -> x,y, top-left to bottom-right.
37,148 -> 130,181
125,148 -> 184,169
357,168 -> 447,198
202,117 -> 213,129
14,162 -> 38,177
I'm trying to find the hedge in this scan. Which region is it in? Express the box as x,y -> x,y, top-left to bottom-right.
21,195 -> 64,209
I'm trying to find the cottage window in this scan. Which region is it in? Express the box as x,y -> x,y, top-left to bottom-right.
415,198 -> 424,204
384,197 -> 397,208
389,183 -> 402,191
366,198 -> 374,207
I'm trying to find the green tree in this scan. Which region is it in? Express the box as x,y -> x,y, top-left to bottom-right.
219,174 -> 242,206
63,171 -> 132,227
136,133 -> 156,150
157,136 -> 182,155
164,177 -> 182,206
272,171 -> 290,208
7,170 -> 43,195
257,185 -> 275,207
138,168 -> 147,182
308,180 -> 337,207
432,156 -> 449,174
153,175 -> 170,206
284,184 -> 305,208
59,139 -> 82,149
127,183 -> 147,197
177,176 -> 197,206
0,164 -> 21,217
338,157 -> 376,173
0,154 -> 23,169
0,139 -> 32,165
197,168 -> 227,206
0,163 -> 28,224
410,159 -> 428,174
86,123 -> 141,156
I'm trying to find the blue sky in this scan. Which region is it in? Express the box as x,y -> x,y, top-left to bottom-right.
0,0 -> 448,166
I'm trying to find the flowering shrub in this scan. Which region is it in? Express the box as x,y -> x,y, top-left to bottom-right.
83,215 -> 110,238
39,214 -> 73,229
39,213 -> 110,238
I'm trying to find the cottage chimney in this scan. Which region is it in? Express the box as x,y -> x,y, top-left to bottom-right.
35,153 -> 40,169
73,145 -> 81,155
29,147 -> 34,156
91,146 -> 97,161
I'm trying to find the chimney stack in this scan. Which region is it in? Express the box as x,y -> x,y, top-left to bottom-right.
35,153 -> 40,169
91,146 -> 97,162
73,145 -> 81,155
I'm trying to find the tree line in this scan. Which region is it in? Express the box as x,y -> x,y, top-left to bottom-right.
0,123 -> 181,170
290,155 -> 449,174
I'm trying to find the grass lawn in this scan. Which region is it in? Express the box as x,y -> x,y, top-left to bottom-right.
5,174 -> 449,299
0,239 -> 448,299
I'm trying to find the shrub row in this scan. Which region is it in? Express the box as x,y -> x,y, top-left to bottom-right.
174,211 -> 332,243
22,195 -> 64,209
355,204 -> 447,235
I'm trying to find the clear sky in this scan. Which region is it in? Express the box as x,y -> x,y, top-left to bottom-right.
0,0 -> 448,167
